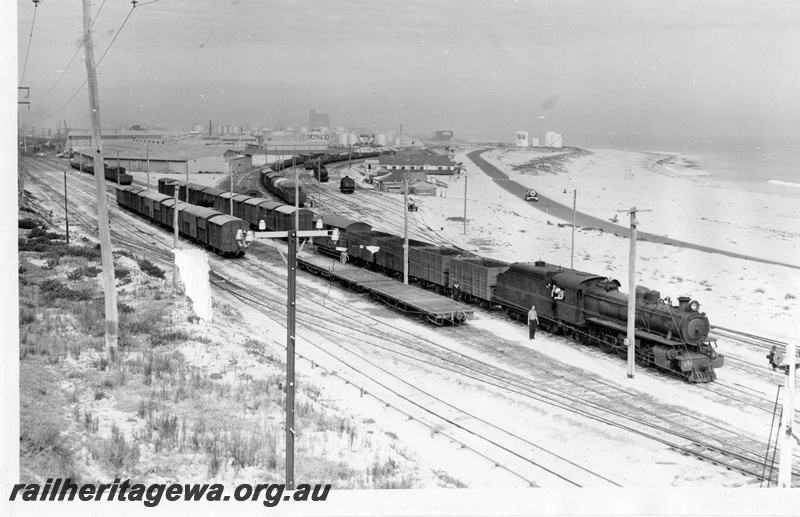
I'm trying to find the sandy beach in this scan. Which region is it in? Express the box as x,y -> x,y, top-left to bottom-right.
414,145 -> 799,346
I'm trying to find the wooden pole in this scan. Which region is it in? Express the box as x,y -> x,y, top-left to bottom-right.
82,0 -> 118,361
570,189 -> 576,269
229,160 -> 233,216
778,339 -> 797,487
173,189 -> 179,286
286,230 -> 296,490
462,173 -> 467,235
404,174 -> 409,285
146,143 -> 150,190
626,208 -> 638,379
64,170 -> 69,245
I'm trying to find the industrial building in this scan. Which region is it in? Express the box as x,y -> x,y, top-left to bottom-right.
308,109 -> 330,129
378,153 -> 459,175
68,129 -> 164,151
72,141 -> 251,174
516,131 -> 529,147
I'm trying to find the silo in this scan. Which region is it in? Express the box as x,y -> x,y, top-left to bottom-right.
373,132 -> 388,147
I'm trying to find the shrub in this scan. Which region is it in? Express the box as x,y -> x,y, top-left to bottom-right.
38,279 -> 92,302
115,267 -> 131,280
18,218 -> 39,229
137,258 -> 165,279
90,424 -> 140,476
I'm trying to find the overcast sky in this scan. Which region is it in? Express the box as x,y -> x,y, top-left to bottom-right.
13,0 -> 800,140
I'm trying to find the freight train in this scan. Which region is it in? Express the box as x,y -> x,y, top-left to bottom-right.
71,161 -> 133,185
135,158 -> 722,382
309,218 -> 723,383
116,185 -> 250,257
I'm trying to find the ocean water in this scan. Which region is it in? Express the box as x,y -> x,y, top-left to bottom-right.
457,134 -> 800,200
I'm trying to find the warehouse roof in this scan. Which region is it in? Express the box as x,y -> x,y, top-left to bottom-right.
74,142 -> 236,161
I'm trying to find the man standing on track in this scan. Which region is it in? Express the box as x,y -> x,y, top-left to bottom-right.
528,304 -> 539,340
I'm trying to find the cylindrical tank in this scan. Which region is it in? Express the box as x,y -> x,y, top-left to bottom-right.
373,133 -> 388,147
347,133 -> 360,145
231,125 -> 240,135
214,125 -> 224,135
335,132 -> 348,146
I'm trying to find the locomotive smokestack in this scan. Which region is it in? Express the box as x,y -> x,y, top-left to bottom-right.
677,296 -> 691,310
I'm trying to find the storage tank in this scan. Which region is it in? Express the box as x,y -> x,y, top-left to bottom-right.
335,132 -> 348,146
373,132 -> 388,147
231,126 -> 240,135
214,125 -> 224,135
347,133 -> 360,145
516,131 -> 529,147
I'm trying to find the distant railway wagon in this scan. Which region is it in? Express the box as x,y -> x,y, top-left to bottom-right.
116,185 -> 248,257
71,161 -> 132,185
260,168 -> 308,207
340,175 -> 356,194
311,214 -> 372,256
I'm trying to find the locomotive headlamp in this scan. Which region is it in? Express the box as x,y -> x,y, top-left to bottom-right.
689,300 -> 700,312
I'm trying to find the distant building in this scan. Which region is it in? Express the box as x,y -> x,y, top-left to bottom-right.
308,109 -> 330,129
378,153 -> 459,175
516,131 -> 529,147
68,129 -> 164,151
73,141 -> 251,174
434,130 -> 454,141
544,131 -> 563,148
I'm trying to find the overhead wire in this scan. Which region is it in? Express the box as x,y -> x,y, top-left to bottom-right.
34,0 -> 109,100
19,0 -> 44,88
46,0 -> 155,118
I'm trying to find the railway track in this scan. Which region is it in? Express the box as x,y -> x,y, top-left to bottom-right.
23,159 -> 794,486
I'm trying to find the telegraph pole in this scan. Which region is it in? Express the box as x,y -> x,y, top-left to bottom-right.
236,223 -> 339,490
64,170 -> 69,245
82,0 -> 118,360
173,188 -> 179,286
622,207 -> 650,379
404,174 -> 409,284
778,340 -> 797,487
229,160 -> 233,216
146,143 -> 150,190
462,173 -> 467,235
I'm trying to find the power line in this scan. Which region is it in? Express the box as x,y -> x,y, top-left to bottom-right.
19,0 -> 43,88
34,0 -> 109,100
46,1 -> 143,119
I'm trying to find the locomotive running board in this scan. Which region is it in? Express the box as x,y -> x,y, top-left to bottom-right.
585,317 -> 676,347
